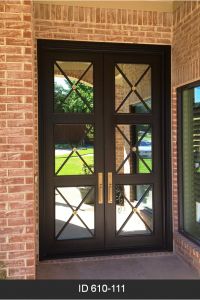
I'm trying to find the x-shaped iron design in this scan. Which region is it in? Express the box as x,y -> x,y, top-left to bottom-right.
116,125 -> 152,173
55,125 -> 94,175
117,185 -> 153,235
115,64 -> 151,113
55,187 -> 94,239
55,62 -> 93,112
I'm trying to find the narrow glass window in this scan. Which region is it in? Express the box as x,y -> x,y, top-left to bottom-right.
180,83 -> 200,243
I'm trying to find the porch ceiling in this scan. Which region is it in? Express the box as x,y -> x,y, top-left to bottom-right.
33,0 -> 175,13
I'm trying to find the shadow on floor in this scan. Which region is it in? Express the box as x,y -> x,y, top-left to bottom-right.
37,253 -> 200,279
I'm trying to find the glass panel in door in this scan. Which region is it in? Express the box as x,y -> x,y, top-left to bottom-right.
115,124 -> 152,174
115,64 -> 151,113
55,186 -> 95,240
115,184 -> 153,236
54,124 -> 95,176
54,61 -> 94,113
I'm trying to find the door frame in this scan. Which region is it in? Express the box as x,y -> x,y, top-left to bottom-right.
37,40 -> 172,259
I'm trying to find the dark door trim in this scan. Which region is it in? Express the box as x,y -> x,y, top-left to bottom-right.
38,40 -> 172,259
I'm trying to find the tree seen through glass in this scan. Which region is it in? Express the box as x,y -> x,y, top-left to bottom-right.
54,78 -> 93,113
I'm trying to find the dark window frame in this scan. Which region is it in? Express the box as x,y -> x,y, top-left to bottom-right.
178,80 -> 200,246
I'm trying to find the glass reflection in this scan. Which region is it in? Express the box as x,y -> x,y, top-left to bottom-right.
55,124 -> 94,176
115,124 -> 152,174
115,64 -> 151,113
55,186 -> 95,240
182,86 -> 200,241
54,61 -> 93,113
116,185 -> 153,235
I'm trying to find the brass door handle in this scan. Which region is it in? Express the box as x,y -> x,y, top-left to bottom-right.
108,172 -> 112,204
98,172 -> 103,204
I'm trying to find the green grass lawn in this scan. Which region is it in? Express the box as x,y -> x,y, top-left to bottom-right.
139,158 -> 152,173
55,149 -> 152,175
55,149 -> 94,175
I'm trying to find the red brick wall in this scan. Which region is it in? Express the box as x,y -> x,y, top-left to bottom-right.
172,1 -> 200,272
33,3 -> 172,44
0,0 -> 35,279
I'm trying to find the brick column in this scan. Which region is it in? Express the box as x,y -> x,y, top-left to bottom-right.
0,0 -> 35,279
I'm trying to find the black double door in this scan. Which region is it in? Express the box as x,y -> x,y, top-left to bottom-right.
38,41 -> 171,259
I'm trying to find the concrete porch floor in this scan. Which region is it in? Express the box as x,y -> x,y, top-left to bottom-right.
36,252 -> 200,279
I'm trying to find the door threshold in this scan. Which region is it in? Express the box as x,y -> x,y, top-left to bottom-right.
39,249 -> 173,264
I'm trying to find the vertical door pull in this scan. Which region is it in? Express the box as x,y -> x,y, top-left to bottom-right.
108,172 -> 113,204
98,172 -> 103,204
